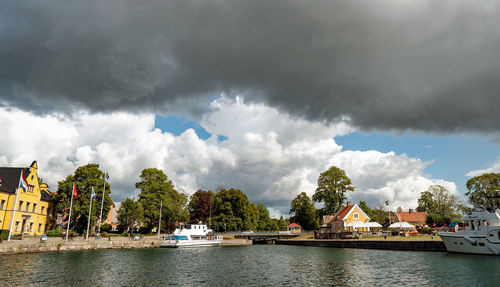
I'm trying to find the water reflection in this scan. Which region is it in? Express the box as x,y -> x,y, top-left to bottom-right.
0,246 -> 499,286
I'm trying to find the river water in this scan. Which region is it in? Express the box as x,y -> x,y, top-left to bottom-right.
1,245 -> 499,286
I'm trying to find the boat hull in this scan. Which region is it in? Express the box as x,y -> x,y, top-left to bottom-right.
160,239 -> 222,248
439,232 -> 500,255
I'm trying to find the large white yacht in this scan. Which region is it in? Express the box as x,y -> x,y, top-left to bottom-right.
160,223 -> 222,248
439,209 -> 500,255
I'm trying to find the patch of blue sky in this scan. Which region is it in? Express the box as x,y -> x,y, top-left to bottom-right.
335,132 -> 500,195
154,115 -> 229,143
154,115 -> 211,140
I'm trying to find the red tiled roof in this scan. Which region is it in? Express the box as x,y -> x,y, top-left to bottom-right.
331,205 -> 355,221
288,223 -> 302,227
397,211 -> 427,223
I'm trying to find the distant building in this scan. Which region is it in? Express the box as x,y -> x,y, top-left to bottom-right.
396,209 -> 427,227
287,223 -> 302,233
0,161 -> 52,237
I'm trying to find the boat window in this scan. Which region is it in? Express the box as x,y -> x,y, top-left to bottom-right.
470,221 -> 475,230
479,243 -> 485,246
498,231 -> 500,239
483,220 -> 488,226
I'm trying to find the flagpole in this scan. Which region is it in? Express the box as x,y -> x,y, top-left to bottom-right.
98,173 -> 106,235
158,200 -> 162,239
66,184 -> 75,242
86,187 -> 94,241
7,172 -> 24,241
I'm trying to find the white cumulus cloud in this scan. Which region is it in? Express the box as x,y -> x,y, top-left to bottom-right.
0,96 -> 457,215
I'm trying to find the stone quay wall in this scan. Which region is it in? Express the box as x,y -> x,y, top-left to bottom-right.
0,236 -> 161,255
0,236 -> 252,255
276,239 -> 446,252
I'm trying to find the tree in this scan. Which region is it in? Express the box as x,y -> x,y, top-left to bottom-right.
278,215 -> 287,231
290,192 -> 317,230
416,191 -> 435,212
257,203 -> 272,231
188,189 -> 215,224
313,166 -> 354,215
55,164 -> 112,234
212,188 -> 251,231
117,198 -> 143,235
417,185 -> 462,223
136,168 -> 188,232
466,173 -> 500,208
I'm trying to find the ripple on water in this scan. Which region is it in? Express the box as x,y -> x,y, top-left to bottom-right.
0,246 -> 499,286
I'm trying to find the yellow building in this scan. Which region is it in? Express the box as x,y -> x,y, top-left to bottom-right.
0,161 -> 52,237
324,202 -> 372,232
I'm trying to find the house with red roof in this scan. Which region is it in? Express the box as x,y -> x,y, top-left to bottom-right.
323,202 -> 373,232
396,209 -> 427,227
287,223 -> 302,233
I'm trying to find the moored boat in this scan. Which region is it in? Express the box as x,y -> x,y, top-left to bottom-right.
438,209 -> 500,255
160,223 -> 222,248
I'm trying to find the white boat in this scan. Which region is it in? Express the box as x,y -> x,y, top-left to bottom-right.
160,223 -> 222,248
438,209 -> 500,255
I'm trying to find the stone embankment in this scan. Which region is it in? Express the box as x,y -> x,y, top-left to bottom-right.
276,239 -> 446,252
0,236 -> 161,255
0,236 -> 252,255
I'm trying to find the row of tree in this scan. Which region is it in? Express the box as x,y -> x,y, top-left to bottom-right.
53,163 -> 500,234
288,166 -> 500,228
118,169 -> 290,233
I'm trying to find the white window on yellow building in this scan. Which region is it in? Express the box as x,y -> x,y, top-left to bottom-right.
32,203 -> 37,213
15,221 -> 19,231
0,199 -> 5,209
38,223 -> 42,232
28,222 -> 33,231
18,201 -> 23,211
26,202 -> 30,212
353,213 -> 359,219
41,206 -> 45,214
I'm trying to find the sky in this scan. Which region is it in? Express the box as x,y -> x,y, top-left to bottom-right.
1,0 -> 500,216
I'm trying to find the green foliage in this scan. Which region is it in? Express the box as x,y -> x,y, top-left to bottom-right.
136,168 -> 189,232
256,203 -> 272,231
188,189 -> 215,224
46,229 -> 64,237
212,188 -> 252,231
278,216 -> 287,231
55,164 -> 113,234
101,232 -> 110,237
313,166 -> 354,215
290,192 -> 318,230
100,224 -> 112,233
118,197 -> 143,234
466,173 -> 500,208
426,213 -> 451,225
0,229 -> 9,240
417,185 -> 463,221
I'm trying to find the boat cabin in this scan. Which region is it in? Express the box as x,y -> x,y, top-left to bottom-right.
463,209 -> 500,232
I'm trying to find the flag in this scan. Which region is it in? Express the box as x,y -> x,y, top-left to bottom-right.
385,200 -> 389,206
91,188 -> 97,199
105,173 -> 109,180
73,185 -> 78,197
19,171 -> 28,193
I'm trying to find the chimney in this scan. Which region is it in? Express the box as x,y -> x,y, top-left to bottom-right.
409,209 -> 413,214
346,202 -> 351,207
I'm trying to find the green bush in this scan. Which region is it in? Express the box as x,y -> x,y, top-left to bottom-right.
46,229 -> 64,237
0,229 -> 10,240
100,224 -> 112,233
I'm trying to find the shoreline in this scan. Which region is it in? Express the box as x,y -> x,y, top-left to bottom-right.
0,236 -> 252,255
276,239 -> 446,252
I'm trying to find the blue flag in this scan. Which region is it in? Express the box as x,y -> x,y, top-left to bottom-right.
91,188 -> 97,199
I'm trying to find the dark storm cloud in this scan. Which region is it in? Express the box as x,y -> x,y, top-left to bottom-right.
1,0 -> 500,132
